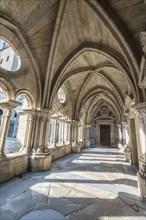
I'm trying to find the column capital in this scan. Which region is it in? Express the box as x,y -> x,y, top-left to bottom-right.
85,124 -> 91,128
0,99 -> 21,111
117,123 -> 122,127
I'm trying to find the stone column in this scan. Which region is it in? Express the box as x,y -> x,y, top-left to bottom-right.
29,108 -> 52,171
0,99 -> 21,158
50,114 -> 58,147
71,120 -> 80,152
117,123 -> 122,149
134,103 -> 146,200
64,119 -> 68,145
123,121 -> 132,163
110,123 -> 115,146
84,124 -> 90,147
96,123 -> 100,144
58,117 -> 65,145
66,119 -> 71,145
19,109 -> 36,153
78,124 -> 84,148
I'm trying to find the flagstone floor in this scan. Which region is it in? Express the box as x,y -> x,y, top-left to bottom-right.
1,145 -> 146,220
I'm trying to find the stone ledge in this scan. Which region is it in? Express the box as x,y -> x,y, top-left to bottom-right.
0,153 -> 28,182
48,145 -> 71,161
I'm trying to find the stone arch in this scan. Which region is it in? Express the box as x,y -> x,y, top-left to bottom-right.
15,89 -> 36,109
0,16 -> 42,106
49,43 -> 139,108
85,94 -> 122,125
0,76 -> 15,99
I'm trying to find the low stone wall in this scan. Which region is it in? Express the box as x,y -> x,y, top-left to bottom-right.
0,144 -> 85,182
0,153 -> 28,182
49,145 -> 72,161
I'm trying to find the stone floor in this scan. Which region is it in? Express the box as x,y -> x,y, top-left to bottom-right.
0,145 -> 146,220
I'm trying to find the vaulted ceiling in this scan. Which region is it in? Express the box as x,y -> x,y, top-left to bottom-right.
0,0 -> 145,122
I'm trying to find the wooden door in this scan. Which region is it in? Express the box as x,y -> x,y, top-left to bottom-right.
100,125 -> 111,146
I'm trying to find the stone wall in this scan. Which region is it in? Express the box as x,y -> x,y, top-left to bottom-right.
0,153 -> 28,182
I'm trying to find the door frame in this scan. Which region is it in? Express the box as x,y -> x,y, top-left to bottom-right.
96,120 -> 115,146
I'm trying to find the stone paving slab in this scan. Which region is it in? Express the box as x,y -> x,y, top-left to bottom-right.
0,146 -> 146,220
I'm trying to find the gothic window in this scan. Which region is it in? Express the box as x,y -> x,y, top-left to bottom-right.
0,38 -> 21,71
57,88 -> 66,104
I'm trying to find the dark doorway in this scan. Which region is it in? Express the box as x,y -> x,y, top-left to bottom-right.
100,125 -> 111,146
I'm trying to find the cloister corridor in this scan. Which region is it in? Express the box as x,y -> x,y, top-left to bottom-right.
1,145 -> 146,220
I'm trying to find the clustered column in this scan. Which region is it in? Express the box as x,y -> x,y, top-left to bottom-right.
84,124 -> 90,147
71,120 -> 80,152
29,108 -> 52,171
117,123 -> 122,149
0,99 -> 21,158
50,114 -> 58,147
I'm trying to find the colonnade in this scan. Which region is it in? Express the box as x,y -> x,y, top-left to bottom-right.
0,101 -> 91,159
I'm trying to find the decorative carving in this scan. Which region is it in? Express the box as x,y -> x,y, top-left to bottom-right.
95,106 -> 115,120
124,96 -> 135,115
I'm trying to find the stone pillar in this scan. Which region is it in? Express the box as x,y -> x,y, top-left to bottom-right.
78,123 -> 84,148
0,99 -> 21,158
19,109 -> 36,153
64,119 -> 68,145
50,114 -> 58,147
110,123 -> 115,146
66,119 -> 71,145
117,123 -> 123,149
84,124 -> 90,147
29,109 -> 52,172
123,121 -> 132,163
134,103 -> 146,200
58,117 -> 65,145
71,120 -> 80,152
96,123 -> 100,144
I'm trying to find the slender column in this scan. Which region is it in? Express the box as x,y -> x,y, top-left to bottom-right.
58,120 -> 61,144
19,110 -> 35,153
29,108 -> 52,171
0,100 -> 21,157
110,123 -> 115,146
124,122 -> 130,146
59,118 -> 65,145
134,104 -> 146,200
96,123 -> 100,144
117,123 -> 122,148
123,121 -> 132,162
71,120 -> 80,152
84,124 -> 91,147
50,118 -> 54,145
68,120 -> 71,144
51,115 -> 58,147
64,120 -> 68,145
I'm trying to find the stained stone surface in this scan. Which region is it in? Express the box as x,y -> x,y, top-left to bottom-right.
0,145 -> 146,220
20,210 -> 65,220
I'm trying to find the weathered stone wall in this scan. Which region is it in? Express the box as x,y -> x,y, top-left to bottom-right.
0,153 -> 28,182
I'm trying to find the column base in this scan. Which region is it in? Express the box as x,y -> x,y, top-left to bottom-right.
71,142 -> 80,153
124,146 -> 132,162
118,143 -> 123,149
84,140 -> 90,147
137,171 -> 146,201
29,153 -> 52,172
79,141 -> 84,149
0,152 -> 6,159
